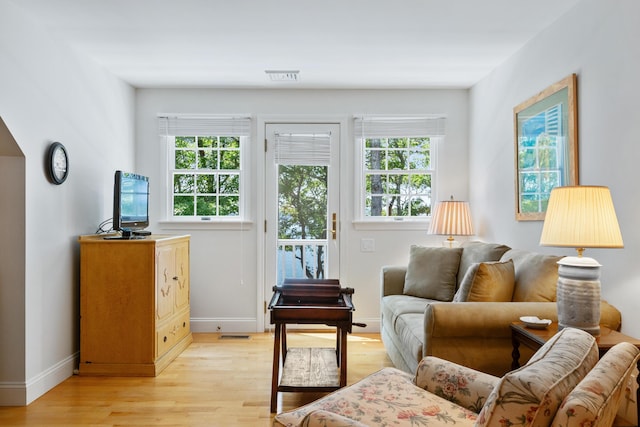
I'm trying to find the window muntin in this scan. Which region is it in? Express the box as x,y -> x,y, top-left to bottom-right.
170,135 -> 242,218
362,136 -> 434,218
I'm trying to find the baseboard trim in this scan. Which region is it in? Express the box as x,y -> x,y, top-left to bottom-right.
0,381 -> 26,406
190,317 -> 258,333
0,352 -> 77,406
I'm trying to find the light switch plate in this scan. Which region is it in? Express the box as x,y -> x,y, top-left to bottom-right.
360,238 -> 375,252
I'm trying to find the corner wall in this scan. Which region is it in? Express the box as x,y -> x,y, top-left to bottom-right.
0,3 -> 135,405
469,0 -> 640,336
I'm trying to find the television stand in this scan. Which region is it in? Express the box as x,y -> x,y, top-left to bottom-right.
103,229 -> 149,240
78,234 -> 192,376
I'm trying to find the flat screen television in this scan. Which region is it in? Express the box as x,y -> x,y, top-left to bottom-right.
112,170 -> 149,238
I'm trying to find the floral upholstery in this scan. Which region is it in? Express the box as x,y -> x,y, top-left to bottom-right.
415,356 -> 499,413
274,367 -> 480,427
300,410 -> 370,427
476,328 -> 598,427
551,342 -> 640,427
274,328 -> 612,427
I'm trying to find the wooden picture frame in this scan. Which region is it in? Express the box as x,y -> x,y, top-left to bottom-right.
514,73 -> 578,221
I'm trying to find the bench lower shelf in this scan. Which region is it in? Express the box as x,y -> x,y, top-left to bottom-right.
279,347 -> 340,392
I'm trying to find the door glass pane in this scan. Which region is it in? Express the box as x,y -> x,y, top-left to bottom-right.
277,164 -> 328,284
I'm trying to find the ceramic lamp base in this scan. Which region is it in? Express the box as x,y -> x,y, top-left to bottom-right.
556,257 -> 601,336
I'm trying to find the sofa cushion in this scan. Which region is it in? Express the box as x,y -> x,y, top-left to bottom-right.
457,241 -> 511,289
551,342 -> 640,427
453,260 -> 515,302
381,294 -> 433,333
501,249 -> 563,302
393,312 -> 426,364
476,328 -> 598,427
403,246 -> 462,301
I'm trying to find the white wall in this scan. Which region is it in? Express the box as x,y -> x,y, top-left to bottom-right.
469,0 -> 640,337
136,89 -> 469,332
0,2 -> 135,405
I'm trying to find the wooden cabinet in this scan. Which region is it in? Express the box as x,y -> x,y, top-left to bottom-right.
78,234 -> 192,376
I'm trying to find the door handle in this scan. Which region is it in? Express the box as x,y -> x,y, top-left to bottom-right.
331,213 -> 337,240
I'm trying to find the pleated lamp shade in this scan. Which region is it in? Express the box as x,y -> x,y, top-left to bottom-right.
540,186 -> 623,252
428,198 -> 474,243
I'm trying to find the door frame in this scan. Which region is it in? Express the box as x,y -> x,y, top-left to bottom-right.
256,115 -> 350,332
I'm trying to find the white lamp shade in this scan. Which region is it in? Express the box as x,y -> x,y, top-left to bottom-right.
540,186 -> 623,248
428,200 -> 474,236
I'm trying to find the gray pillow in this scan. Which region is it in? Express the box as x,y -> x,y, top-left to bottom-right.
403,245 -> 463,301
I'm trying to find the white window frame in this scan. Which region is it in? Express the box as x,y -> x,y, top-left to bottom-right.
352,115 -> 445,230
157,114 -> 252,230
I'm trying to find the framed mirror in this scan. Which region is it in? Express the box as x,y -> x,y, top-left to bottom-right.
514,74 -> 578,221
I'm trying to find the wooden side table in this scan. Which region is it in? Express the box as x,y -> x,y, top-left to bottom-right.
268,284 -> 355,413
511,322 -> 640,425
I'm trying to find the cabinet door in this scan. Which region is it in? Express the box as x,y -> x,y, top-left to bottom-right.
156,245 -> 176,321
174,242 -> 190,309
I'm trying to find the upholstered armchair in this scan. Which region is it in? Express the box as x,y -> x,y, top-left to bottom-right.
274,327 -> 639,427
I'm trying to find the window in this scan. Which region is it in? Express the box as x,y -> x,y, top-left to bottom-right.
159,115 -> 251,220
354,116 -> 445,220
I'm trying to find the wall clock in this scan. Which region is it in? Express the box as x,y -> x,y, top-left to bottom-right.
47,142 -> 69,185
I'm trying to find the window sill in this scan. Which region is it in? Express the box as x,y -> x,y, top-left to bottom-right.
157,219 -> 253,231
352,219 -> 430,231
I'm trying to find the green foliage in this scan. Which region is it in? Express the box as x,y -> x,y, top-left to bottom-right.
278,165 -> 327,240
172,135 -> 241,217
196,196 -> 216,216
173,195 -> 194,216
196,175 -> 216,193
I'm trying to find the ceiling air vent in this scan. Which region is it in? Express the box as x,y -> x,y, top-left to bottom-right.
265,70 -> 300,82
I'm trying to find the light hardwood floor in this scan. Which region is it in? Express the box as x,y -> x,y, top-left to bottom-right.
0,332 -> 393,426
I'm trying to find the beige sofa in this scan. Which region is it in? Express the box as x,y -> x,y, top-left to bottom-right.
380,241 -> 622,376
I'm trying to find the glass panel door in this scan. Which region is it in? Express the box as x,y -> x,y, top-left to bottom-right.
265,123 -> 340,290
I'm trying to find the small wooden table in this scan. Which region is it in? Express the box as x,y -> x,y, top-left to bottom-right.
268,282 -> 355,413
511,322 -> 640,425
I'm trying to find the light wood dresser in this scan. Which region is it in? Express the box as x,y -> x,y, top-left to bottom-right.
78,234 -> 192,376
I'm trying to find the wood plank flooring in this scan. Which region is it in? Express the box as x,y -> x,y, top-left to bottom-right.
0,332 -> 393,426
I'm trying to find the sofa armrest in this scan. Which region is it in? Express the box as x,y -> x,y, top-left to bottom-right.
424,301 -> 621,341
415,356 -> 499,413
301,410 -> 369,427
381,265 -> 407,296
425,302 -> 559,339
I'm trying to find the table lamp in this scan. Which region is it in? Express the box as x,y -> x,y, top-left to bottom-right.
428,196 -> 474,248
539,186 -> 623,335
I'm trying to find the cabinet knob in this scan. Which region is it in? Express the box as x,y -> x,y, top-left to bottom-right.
163,336 -> 167,343
173,276 -> 179,281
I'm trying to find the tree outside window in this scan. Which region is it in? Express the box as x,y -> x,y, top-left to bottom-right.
364,137 -> 433,217
171,135 -> 241,217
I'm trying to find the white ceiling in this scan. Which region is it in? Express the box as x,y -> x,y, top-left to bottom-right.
10,0 -> 582,89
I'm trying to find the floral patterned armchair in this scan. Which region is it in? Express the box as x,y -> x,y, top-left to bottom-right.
274,328 -> 639,427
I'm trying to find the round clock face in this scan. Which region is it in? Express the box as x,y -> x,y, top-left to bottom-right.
48,142 -> 69,184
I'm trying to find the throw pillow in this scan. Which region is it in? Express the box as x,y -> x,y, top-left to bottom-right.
453,260 -> 515,302
501,249 -> 563,302
403,245 -> 463,301
457,241 -> 511,289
